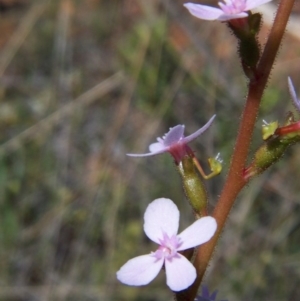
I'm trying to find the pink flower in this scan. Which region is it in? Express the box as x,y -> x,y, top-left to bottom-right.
116,198 -> 217,292
127,115 -> 215,163
184,0 -> 272,21
288,77 -> 300,112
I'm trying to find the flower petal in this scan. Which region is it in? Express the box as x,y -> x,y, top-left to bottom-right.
127,142 -> 167,157
217,12 -> 248,21
196,286 -> 220,301
149,142 -> 167,153
288,77 -> 300,112
245,0 -> 273,11
201,285 -> 213,299
116,254 -> 164,286
183,115 -> 216,145
126,151 -> 165,157
184,3 -> 223,20
177,216 -> 217,251
163,125 -> 185,147
144,198 -> 179,244
165,254 -> 196,291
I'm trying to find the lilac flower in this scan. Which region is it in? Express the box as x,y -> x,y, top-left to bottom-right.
195,285 -> 228,301
116,198 -> 217,292
288,77 -> 300,112
127,115 -> 215,163
184,0 -> 272,22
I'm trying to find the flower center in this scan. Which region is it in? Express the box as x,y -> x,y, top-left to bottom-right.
153,233 -> 182,260
219,0 -> 247,14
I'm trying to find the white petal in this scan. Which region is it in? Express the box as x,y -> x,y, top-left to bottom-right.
184,3 -> 223,20
127,151 -> 163,157
218,12 -> 248,21
144,198 -> 179,244
245,0 -> 273,11
177,216 -> 217,251
183,115 -> 216,145
165,254 -> 196,291
163,125 -> 185,147
116,254 -> 164,286
149,142 -> 167,153
126,142 -> 168,158
288,77 -> 300,112
127,142 -> 167,157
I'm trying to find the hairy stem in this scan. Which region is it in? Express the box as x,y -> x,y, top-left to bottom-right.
175,1 -> 295,300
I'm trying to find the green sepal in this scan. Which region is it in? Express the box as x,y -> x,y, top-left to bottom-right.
227,13 -> 262,75
239,36 -> 260,68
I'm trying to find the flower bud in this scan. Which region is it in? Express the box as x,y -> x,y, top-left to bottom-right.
177,155 -> 208,216
244,134 -> 300,180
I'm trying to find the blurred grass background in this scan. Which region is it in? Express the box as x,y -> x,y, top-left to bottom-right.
0,0 -> 300,300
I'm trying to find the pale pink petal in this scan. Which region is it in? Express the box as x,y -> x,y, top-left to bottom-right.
163,125 -> 185,146
177,216 -> 217,251
149,142 -> 166,152
117,254 -> 164,286
127,142 -> 167,157
217,12 -> 248,21
288,77 -> 300,112
245,0 -> 273,11
165,254 -> 196,291
183,115 -> 216,145
184,3 -> 223,20
144,198 -> 179,244
126,150 -> 165,157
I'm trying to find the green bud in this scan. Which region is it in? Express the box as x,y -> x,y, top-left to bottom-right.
245,134 -> 300,180
177,156 -> 208,216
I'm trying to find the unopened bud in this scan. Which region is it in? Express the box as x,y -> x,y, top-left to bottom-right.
244,134 -> 300,180
177,156 -> 208,216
